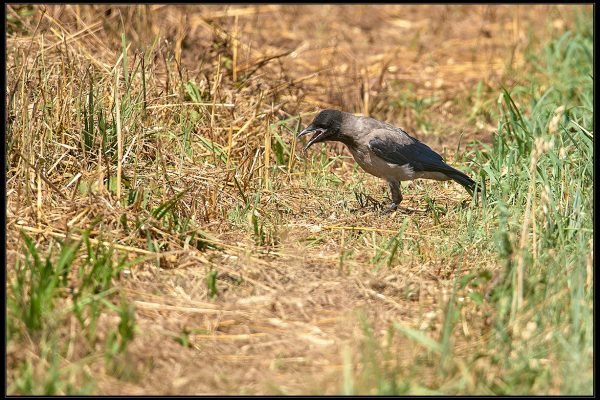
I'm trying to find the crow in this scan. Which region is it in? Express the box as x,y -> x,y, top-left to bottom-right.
298,109 -> 478,211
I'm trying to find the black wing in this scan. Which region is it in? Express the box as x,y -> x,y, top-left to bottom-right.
368,136 -> 453,174
369,136 -> 477,192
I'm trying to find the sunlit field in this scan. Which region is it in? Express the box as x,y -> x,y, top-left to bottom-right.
5,4 -> 592,395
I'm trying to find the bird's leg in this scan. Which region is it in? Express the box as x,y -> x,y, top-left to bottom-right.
384,181 -> 402,213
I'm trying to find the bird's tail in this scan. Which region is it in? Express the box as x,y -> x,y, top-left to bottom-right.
446,169 -> 482,196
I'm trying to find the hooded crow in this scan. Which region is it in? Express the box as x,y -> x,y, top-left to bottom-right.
298,109 -> 478,211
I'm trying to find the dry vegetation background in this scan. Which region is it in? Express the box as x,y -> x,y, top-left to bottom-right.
5,4 -> 593,395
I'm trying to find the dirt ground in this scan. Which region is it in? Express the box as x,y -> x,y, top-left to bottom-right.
5,4 -> 586,395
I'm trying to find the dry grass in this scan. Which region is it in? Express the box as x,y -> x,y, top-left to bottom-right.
5,4 -> 592,395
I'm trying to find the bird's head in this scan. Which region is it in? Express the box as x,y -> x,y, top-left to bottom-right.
298,109 -> 345,151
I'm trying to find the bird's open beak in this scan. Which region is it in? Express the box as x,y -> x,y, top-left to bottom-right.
298,125 -> 327,151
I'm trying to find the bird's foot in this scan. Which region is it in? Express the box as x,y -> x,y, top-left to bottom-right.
382,203 -> 398,214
